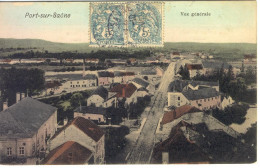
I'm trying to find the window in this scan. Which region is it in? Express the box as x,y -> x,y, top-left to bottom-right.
19,147 -> 25,155
178,96 -> 180,100
98,118 -> 101,123
70,85 -> 72,87
70,82 -> 72,84
7,147 -> 12,156
178,102 -> 180,106
204,99 -> 206,102
68,152 -> 73,162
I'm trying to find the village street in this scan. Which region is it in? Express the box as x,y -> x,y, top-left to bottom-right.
126,62 -> 176,164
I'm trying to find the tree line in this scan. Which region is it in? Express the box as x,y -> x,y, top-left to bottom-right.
0,67 -> 45,106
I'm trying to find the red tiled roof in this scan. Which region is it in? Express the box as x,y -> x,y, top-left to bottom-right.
45,81 -> 61,88
109,83 -> 137,98
0,59 -> 12,63
244,54 -> 256,59
51,117 -> 104,142
172,52 -> 180,55
161,105 -> 200,125
186,64 -> 203,70
42,141 -> 92,165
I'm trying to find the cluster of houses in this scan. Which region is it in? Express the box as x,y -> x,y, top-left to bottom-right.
167,80 -> 234,111
73,77 -> 155,124
177,59 -> 241,79
154,104 -> 240,163
0,58 -> 100,65
0,93 -> 105,165
44,66 -> 162,96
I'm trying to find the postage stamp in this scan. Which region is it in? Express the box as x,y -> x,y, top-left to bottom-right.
89,2 -> 164,47
126,2 -> 164,47
89,3 -> 126,47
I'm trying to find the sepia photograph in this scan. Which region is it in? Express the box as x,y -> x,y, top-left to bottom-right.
0,0 -> 257,165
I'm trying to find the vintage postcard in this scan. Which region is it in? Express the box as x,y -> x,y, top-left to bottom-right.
0,0 -> 257,166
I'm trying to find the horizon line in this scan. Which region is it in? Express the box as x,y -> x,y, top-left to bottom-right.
0,37 -> 257,45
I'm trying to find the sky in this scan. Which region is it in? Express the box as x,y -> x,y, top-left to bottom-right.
0,1 -> 256,43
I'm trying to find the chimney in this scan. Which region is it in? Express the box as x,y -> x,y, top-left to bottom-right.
21,93 -> 25,99
64,118 -> 68,126
16,92 -> 21,103
3,101 -> 8,111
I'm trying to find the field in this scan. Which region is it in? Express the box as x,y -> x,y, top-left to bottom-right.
0,38 -> 256,61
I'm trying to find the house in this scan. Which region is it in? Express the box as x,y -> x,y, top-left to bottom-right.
44,81 -> 62,95
185,64 -> 205,78
244,54 -> 256,63
46,74 -> 97,91
220,95 -> 235,110
97,71 -> 114,86
0,96 -> 57,164
140,68 -> 162,81
74,106 -> 107,124
168,87 -> 221,111
87,86 -> 117,108
168,80 -> 219,93
0,59 -> 12,64
154,116 -> 240,163
131,77 -> 156,94
128,58 -> 137,64
202,61 -> 230,76
156,111 -> 240,144
105,59 -> 127,65
161,105 -> 200,125
113,71 -> 135,84
48,117 -> 105,164
41,141 -> 93,165
85,58 -> 100,64
109,83 -> 138,106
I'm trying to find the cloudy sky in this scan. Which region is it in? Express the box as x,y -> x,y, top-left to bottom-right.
0,1 -> 256,43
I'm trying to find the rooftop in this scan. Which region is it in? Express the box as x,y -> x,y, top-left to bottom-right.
109,83 -> 137,98
132,78 -> 149,88
42,141 -> 92,165
46,74 -> 97,81
202,61 -> 230,69
51,117 -> 104,142
168,80 -> 219,92
185,64 -> 203,70
161,105 -> 200,125
90,86 -> 108,100
0,97 -> 57,138
98,71 -> 114,77
182,88 -> 219,100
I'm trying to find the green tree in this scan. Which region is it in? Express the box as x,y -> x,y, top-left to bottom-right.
70,92 -> 84,108
179,65 -> 190,80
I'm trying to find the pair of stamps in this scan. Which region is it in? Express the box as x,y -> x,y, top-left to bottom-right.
90,2 -> 164,47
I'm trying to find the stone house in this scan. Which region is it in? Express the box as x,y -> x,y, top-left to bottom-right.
48,117 -> 105,164
0,96 -> 57,164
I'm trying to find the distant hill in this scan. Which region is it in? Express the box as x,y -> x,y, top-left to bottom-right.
0,38 -> 256,60
0,38 -> 90,53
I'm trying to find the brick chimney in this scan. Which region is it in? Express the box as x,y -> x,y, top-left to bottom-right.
3,101 -> 8,111
16,92 -> 21,103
